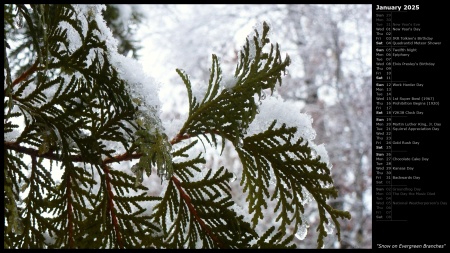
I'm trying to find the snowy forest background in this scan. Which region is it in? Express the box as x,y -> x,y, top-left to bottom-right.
116,4 -> 372,249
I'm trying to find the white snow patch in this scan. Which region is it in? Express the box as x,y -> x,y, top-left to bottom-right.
246,95 -> 316,142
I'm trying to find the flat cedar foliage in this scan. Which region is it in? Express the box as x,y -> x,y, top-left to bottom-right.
4,4 -> 351,249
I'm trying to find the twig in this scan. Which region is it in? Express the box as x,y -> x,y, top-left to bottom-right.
11,60 -> 39,88
172,176 -> 227,249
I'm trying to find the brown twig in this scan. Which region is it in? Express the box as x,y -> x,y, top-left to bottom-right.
4,141 -> 142,166
11,60 -> 39,88
170,133 -> 191,145
103,152 -> 142,164
4,141 -> 84,163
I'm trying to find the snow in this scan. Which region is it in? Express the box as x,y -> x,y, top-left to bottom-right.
109,53 -> 161,110
76,5 -> 118,53
57,21 -> 82,53
163,117 -> 186,142
4,104 -> 25,142
310,143 -> 331,167
191,79 -> 208,104
324,220 -> 335,235
221,75 -> 238,90
245,94 -> 316,141
72,5 -> 89,38
68,4 -> 164,135
43,230 -> 56,245
244,94 -> 332,167
246,21 -> 267,60
71,4 -> 155,102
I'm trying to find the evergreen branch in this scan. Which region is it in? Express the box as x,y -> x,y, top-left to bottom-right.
4,4 -> 351,249
5,150 -> 58,247
176,22 -> 290,153
4,152 -> 28,244
4,32 -> 16,128
15,5 -> 43,69
251,226 -> 296,249
152,143 -> 257,249
202,54 -> 222,105
172,176 -> 226,249
4,141 -> 155,248
177,166 -> 258,248
4,141 -> 142,167
237,122 -> 351,247
176,69 -> 196,115
103,165 -> 124,249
